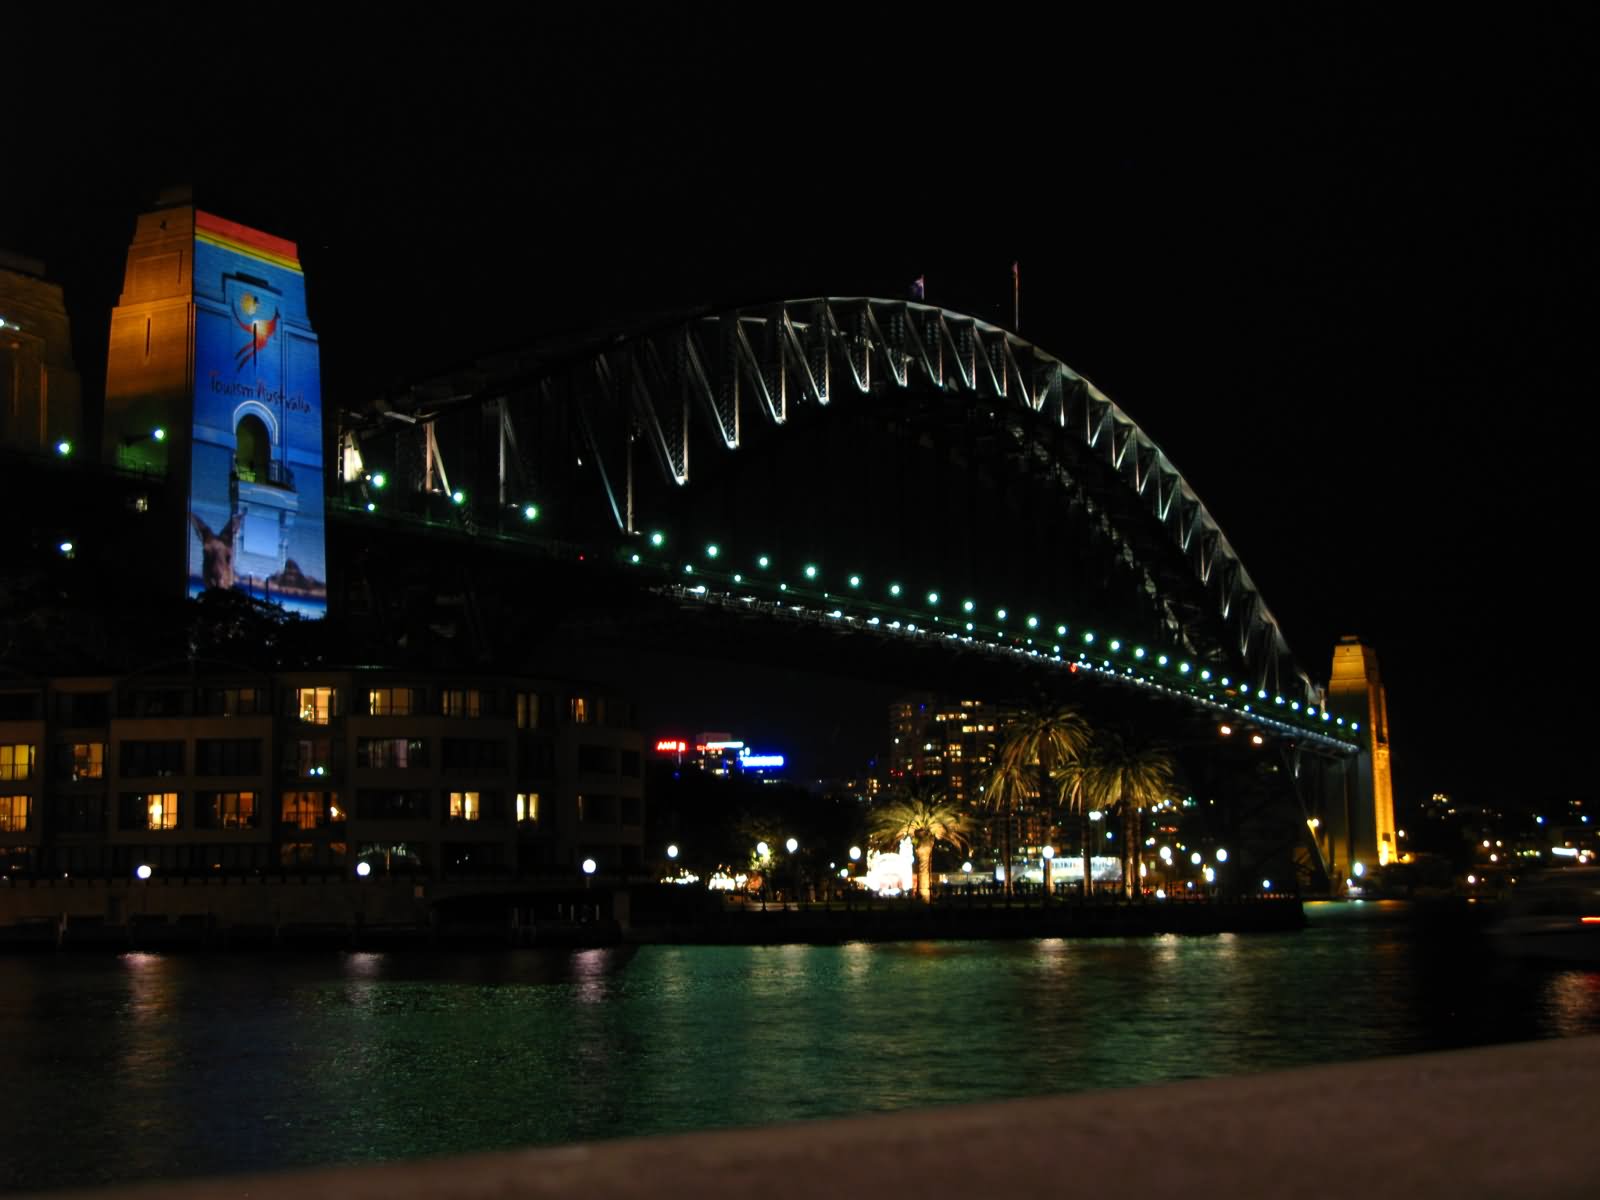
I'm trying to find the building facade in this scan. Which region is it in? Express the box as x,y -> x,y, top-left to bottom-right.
0,670 -> 644,881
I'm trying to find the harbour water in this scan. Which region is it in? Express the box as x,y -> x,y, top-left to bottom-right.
3,901 -> 1597,1193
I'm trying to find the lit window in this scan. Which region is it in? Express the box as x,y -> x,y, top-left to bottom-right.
570,697 -> 590,724
515,692 -> 540,729
296,687 -> 334,724
282,791 -> 335,830
443,689 -> 481,719
516,792 -> 540,823
65,742 -> 105,781
0,795 -> 31,833
0,744 -> 35,782
368,687 -> 414,716
145,792 -> 179,831
200,791 -> 257,830
449,791 -> 480,821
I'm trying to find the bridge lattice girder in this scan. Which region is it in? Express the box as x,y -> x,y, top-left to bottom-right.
354,298 -> 1317,702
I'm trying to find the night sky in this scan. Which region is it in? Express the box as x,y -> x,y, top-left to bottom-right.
6,10 -> 1593,810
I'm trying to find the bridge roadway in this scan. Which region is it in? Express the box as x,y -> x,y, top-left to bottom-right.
329,498 -> 1359,757
33,1035 -> 1597,1199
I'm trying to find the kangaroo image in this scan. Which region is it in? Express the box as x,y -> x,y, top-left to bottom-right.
190,512 -> 244,590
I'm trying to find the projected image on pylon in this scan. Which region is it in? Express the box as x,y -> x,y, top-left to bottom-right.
186,212 -> 327,617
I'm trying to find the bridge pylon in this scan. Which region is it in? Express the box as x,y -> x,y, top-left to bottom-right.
1325,636 -> 1397,878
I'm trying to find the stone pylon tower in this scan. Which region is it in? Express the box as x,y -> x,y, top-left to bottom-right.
1327,636 -> 1397,870
102,190 -> 327,616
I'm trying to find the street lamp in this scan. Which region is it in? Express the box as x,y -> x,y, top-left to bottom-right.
666,844 -> 679,860
756,841 -> 771,859
848,845 -> 861,861
135,864 -> 152,881
785,837 -> 799,853
356,861 -> 372,878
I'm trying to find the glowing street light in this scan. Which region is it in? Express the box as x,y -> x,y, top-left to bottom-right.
582,858 -> 598,875
756,841 -> 771,859
135,864 -> 153,881
848,845 -> 862,861
356,861 -> 372,878
666,844 -> 679,860
1215,848 -> 1229,863
785,837 -> 799,853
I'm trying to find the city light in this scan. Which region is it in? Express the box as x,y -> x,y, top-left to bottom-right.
785,837 -> 799,853
756,841 -> 771,858
890,583 -> 902,596
705,543 -> 719,558
1216,848 -> 1229,862
135,864 -> 152,880
996,609 -> 1007,620
804,564 -> 818,579
1262,879 -> 1272,891
582,858 -> 597,875
356,862 -> 372,878
152,427 -> 166,441
1042,845 -> 1055,860
667,844 -> 679,859
848,846 -> 862,861
370,471 -> 387,489
926,591 -> 939,605
1191,851 -> 1203,865
56,440 -> 72,456
523,504 -> 539,521
1203,866 -> 1215,883
58,541 -> 73,555
1353,862 -> 1365,876
963,599 -> 975,612
451,490 -> 465,505
1219,724 -> 1233,736
849,575 -> 861,587
758,555 -> 770,567
651,531 -> 666,547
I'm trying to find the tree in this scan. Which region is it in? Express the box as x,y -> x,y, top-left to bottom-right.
869,791 -> 973,904
1082,731 -> 1177,899
1051,760 -> 1096,899
990,705 -> 1092,895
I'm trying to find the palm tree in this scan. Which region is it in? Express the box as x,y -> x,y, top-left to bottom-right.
869,791 -> 973,904
978,754 -> 1034,894
991,705 -> 1092,895
1082,731 -> 1177,899
1051,759 -> 1096,900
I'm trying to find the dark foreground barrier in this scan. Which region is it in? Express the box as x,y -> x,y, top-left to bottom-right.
30,1035 -> 1600,1200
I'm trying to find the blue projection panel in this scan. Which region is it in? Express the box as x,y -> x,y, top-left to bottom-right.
186,213 -> 326,617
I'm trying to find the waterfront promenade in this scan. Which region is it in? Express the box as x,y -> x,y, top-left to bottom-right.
0,875 -> 1305,948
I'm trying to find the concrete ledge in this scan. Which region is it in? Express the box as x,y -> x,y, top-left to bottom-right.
33,1036 -> 1600,1200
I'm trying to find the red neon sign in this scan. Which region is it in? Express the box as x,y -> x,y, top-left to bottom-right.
654,739 -> 687,753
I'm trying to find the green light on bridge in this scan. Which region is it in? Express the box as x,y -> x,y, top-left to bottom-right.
889,583 -> 902,597
1056,624 -> 1067,636
804,564 -> 818,580
758,555 -> 770,568
1083,632 -> 1095,644
1109,638 -> 1121,651
1134,647 -> 1146,659
651,531 -> 666,547
451,490 -> 465,505
1027,616 -> 1039,629
849,575 -> 861,588
370,472 -> 386,489
996,609 -> 1007,621
926,592 -> 939,606
963,599 -> 975,613
523,504 -> 539,521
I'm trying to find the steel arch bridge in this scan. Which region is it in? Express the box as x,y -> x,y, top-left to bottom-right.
338,297 -> 1357,754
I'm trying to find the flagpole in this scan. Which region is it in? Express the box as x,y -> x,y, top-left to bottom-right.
1012,261 -> 1020,331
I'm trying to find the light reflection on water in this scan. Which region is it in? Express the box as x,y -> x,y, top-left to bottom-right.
2,903 -> 1597,1193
